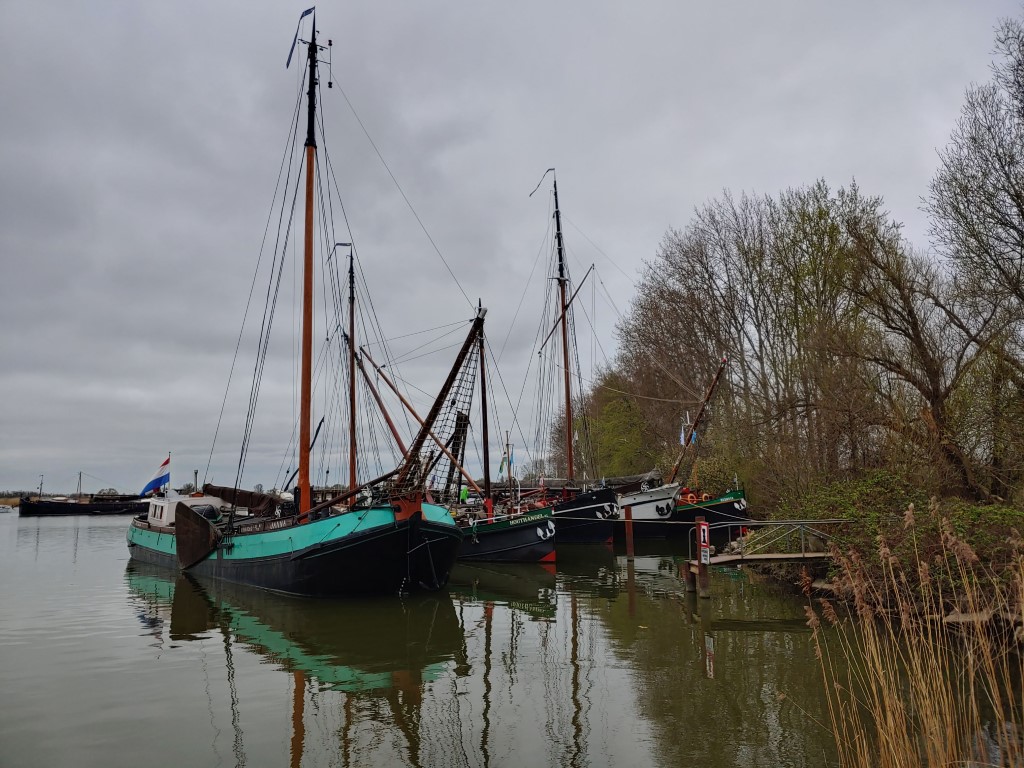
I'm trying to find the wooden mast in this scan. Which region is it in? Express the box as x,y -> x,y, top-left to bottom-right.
347,246 -> 357,493
478,303 -> 493,521
298,26 -> 318,516
553,175 -> 574,484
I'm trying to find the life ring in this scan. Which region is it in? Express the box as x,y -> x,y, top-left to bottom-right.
684,493 -> 697,505
701,493 -> 711,502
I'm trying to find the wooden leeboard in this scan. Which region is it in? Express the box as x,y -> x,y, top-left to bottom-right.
175,502 -> 222,570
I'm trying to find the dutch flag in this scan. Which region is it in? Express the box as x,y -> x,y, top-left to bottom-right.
140,456 -> 170,496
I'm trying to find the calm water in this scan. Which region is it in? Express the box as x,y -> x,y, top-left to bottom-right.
0,515 -> 839,767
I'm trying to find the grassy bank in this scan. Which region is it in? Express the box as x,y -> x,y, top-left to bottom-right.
772,472 -> 1024,605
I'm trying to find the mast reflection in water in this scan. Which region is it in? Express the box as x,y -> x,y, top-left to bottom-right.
122,542 -> 843,767
1,515 -> 845,767
126,563 -> 465,767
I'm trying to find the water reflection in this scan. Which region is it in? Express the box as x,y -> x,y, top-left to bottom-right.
7,517 -> 1021,766
448,562 -> 557,620
125,563 -> 464,767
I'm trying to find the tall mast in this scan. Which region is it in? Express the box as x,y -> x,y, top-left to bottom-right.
505,430 -> 516,505
298,26 -> 318,515
553,175 -> 574,483
478,304 -> 492,521
347,246 -> 357,492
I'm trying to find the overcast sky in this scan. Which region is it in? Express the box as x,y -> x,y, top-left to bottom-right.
1,1 -> 1017,495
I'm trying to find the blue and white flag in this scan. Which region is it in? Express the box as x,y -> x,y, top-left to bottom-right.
140,456 -> 170,496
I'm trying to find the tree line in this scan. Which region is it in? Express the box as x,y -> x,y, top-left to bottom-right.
576,15 -> 1024,512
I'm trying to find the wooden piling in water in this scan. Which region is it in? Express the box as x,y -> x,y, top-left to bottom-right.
624,505 -> 634,561
696,516 -> 710,599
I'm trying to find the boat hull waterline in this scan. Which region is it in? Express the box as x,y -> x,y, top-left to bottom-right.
20,497 -> 147,516
127,505 -> 462,597
614,487 -> 752,540
456,508 -> 556,563
551,487 -> 619,544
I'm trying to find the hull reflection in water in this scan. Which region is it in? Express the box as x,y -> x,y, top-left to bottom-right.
126,563 -> 462,691
448,562 -> 557,620
125,562 -> 465,766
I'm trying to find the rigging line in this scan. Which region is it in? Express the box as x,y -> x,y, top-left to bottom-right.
353,282 -> 418,440
568,288 -> 612,370
237,138 -> 305,491
388,323 -> 472,366
580,253 -> 694,399
596,258 -> 697,399
359,319 -> 468,346
317,85 -> 423,443
204,71 -> 306,487
497,214 -> 553,363
510,222 -> 562,426
377,367 -> 434,400
332,82 -> 474,309
483,336 -> 537,475
237,100 -> 307,491
562,214 -> 637,285
79,471 -> 120,488
545,359 -> 690,403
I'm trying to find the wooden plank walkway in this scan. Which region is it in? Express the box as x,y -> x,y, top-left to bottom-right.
707,551 -> 831,566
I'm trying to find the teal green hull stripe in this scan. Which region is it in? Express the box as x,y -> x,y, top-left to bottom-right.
127,502 -> 457,559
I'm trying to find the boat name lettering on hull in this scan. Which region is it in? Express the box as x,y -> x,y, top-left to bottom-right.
508,513 -> 548,527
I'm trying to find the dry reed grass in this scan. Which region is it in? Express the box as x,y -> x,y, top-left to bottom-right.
807,498 -> 1024,767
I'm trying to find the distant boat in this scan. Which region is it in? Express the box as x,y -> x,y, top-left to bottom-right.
18,496 -> 147,516
19,472 -> 146,516
0,504 -> 13,513
126,16 -> 465,597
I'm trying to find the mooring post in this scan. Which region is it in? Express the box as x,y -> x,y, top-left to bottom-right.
624,504 -> 635,561
626,558 -> 637,617
696,516 -> 711,599
682,562 -> 697,592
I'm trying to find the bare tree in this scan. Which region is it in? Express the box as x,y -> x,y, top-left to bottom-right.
927,17 -> 1024,315
843,219 -> 1004,499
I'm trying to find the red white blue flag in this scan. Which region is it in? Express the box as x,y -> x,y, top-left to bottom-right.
140,456 -> 170,496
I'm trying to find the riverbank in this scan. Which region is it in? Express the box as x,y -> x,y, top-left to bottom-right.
756,472 -> 1024,611
750,472 -> 1024,766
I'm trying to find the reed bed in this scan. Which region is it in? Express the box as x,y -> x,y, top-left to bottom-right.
807,499 -> 1024,767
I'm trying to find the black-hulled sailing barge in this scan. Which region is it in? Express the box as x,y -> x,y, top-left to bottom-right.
530,171 -> 618,544
127,13 -> 464,596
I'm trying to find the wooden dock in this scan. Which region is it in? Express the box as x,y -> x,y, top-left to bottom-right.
669,515 -> 845,598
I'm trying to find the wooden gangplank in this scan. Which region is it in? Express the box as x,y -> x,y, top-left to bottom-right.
682,551 -> 829,579
705,551 -> 831,566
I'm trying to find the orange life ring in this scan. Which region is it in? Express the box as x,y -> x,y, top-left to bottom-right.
685,493 -> 697,505
701,493 -> 711,502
